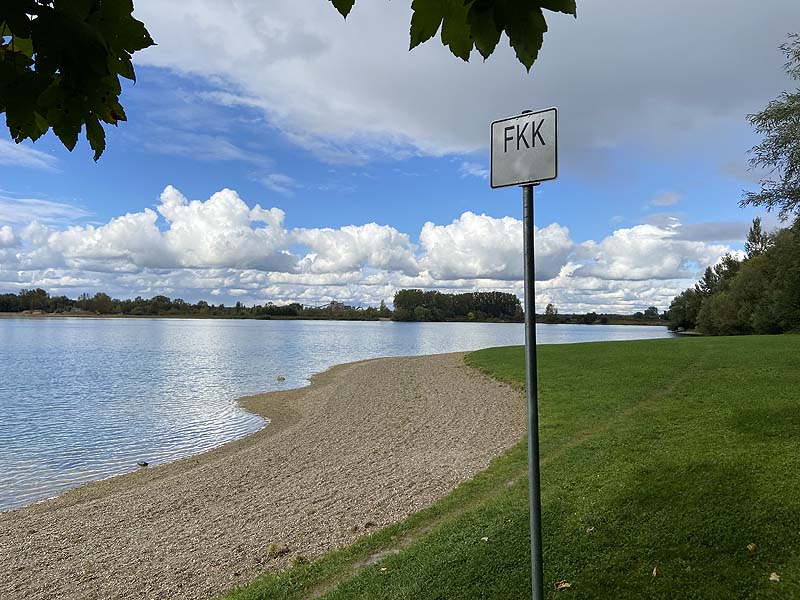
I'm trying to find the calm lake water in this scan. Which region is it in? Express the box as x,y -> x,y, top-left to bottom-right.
0,318 -> 673,511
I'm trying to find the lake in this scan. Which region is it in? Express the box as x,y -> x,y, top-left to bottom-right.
0,318 -> 673,511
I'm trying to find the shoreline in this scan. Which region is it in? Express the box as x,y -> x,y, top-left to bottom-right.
3,358 -> 369,515
0,352 -> 526,600
0,311 -> 668,326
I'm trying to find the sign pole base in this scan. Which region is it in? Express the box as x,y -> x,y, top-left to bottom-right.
523,183 -> 544,600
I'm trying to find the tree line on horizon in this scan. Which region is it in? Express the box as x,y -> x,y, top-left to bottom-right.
539,302 -> 666,325
0,287 -> 667,325
0,289 -> 392,321
392,289 -> 523,322
0,288 -> 527,323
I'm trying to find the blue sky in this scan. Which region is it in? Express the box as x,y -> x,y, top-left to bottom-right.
0,1 -> 797,311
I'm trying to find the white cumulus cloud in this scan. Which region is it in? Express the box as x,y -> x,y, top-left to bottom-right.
295,223 -> 418,276
575,224 -> 728,280
46,186 -> 295,272
0,186 -> 744,312
419,212 -> 573,281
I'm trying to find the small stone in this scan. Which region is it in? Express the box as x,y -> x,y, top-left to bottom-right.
137,461 -> 148,467
266,543 -> 290,559
276,376 -> 286,382
363,521 -> 377,529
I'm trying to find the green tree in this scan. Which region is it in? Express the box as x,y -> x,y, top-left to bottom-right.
330,0 -> 576,71
18,287 -> 48,311
696,292 -> 745,336
92,292 -> 113,314
728,254 -> 771,333
695,254 -> 741,297
544,302 -> 558,323
741,34 -> 800,220
744,217 -> 773,257
0,0 -> 154,159
764,219 -> 800,331
668,288 -> 703,331
413,305 -> 433,321
695,266 -> 719,297
643,306 -> 659,318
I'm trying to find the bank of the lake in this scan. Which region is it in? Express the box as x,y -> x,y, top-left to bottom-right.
225,335 -> 800,600
0,352 -> 526,600
0,319 -> 671,511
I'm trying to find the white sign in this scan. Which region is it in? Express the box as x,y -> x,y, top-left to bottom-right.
490,107 -> 558,188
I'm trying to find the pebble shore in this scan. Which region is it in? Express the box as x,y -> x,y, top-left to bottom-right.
0,352 -> 525,599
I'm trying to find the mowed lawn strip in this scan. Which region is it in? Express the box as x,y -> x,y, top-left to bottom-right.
223,335 -> 800,600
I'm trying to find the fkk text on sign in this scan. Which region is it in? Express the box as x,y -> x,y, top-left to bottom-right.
490,107 -> 558,188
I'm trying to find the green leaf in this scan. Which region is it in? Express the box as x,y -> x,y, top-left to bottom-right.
538,0 -> 577,16
85,116 -> 105,160
468,0 -> 501,60
329,0 -> 355,18
34,111 -> 48,134
410,0 -> 446,50
440,0 -> 472,61
109,54 -> 135,81
9,34 -> 33,57
51,120 -> 80,152
501,0 -> 547,71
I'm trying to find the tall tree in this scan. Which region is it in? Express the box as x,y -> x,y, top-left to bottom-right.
668,288 -> 703,331
543,302 -> 558,323
741,34 -> 800,220
744,217 -> 773,257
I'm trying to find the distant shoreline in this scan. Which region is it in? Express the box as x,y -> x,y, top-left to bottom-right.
0,312 -> 667,326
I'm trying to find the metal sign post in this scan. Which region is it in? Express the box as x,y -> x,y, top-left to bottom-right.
490,107 -> 558,600
522,181 -> 544,600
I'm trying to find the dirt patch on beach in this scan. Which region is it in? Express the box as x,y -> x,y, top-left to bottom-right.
0,352 -> 525,600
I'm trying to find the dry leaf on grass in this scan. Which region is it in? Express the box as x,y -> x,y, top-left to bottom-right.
480,537 -> 489,542
652,566 -> 660,577
747,543 -> 757,553
554,580 -> 572,590
770,572 -> 781,582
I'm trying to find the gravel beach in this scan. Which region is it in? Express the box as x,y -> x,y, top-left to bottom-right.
0,352 -> 525,600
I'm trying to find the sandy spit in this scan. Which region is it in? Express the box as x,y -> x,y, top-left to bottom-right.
0,352 -> 525,600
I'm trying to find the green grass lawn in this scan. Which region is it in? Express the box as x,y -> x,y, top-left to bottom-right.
224,335 -> 800,599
